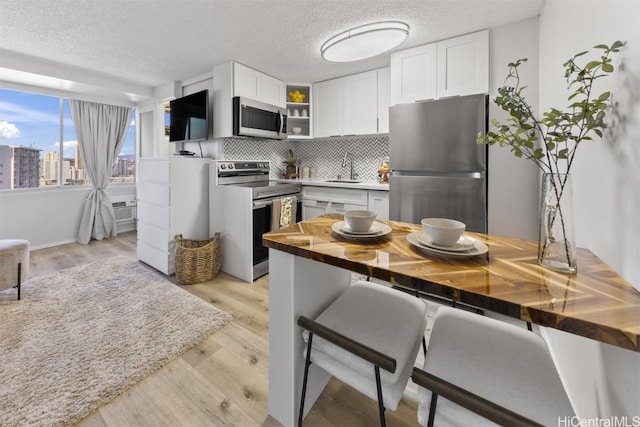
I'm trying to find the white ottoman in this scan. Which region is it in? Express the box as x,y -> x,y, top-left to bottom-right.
0,239 -> 29,300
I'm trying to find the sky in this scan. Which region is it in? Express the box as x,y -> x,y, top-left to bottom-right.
0,88 -> 135,159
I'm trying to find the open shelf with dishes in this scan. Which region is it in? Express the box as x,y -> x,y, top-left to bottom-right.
286,83 -> 312,139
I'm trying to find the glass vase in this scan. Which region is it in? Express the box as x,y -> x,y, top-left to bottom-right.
538,173 -> 577,274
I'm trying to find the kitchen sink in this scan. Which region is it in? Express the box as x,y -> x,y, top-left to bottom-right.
325,179 -> 363,183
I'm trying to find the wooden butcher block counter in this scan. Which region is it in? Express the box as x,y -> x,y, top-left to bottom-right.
263,214 -> 640,426
263,214 -> 640,352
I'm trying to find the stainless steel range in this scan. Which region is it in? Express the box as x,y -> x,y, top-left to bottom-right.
210,160 -> 301,282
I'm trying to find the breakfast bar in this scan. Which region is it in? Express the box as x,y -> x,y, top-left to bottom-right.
263,214 -> 640,426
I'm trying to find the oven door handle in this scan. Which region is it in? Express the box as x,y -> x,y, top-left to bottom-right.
253,193 -> 302,209
253,199 -> 274,209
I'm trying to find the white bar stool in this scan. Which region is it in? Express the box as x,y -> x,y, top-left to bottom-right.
297,280 -> 428,426
413,305 -> 574,426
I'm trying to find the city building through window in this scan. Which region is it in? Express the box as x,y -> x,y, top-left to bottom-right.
0,88 -> 135,190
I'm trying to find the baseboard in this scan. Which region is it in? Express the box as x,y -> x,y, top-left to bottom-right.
30,226 -> 137,251
30,239 -> 78,251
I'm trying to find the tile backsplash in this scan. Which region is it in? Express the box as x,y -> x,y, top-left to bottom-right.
222,135 -> 389,180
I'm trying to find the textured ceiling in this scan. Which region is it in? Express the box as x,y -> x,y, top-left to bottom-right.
0,0 -> 543,101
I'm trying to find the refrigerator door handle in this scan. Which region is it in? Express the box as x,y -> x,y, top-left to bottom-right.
392,171 -> 484,179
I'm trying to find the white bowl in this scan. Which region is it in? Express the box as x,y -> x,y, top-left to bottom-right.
291,127 -> 302,135
344,210 -> 377,233
421,218 -> 466,247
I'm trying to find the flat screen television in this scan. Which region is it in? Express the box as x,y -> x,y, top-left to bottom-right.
169,90 -> 209,143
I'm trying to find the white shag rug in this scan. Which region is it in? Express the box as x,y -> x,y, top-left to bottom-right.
0,256 -> 232,426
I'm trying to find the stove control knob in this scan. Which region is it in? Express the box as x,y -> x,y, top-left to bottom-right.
220,164 -> 226,169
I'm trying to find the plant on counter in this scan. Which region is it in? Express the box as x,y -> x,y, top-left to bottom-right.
282,149 -> 299,175
477,41 -> 625,274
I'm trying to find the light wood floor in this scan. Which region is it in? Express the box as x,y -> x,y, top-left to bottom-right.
27,232 -> 420,427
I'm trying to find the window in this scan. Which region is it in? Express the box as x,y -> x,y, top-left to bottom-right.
0,88 -> 135,190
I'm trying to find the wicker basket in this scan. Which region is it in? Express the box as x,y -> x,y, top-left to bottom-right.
174,233 -> 221,285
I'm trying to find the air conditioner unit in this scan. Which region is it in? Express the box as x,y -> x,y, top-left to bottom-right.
112,196 -> 137,223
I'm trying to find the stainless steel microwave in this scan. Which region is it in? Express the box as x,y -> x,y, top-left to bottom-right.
233,96 -> 288,139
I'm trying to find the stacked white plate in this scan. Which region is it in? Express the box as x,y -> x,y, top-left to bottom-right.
406,232 -> 488,258
332,221 -> 392,240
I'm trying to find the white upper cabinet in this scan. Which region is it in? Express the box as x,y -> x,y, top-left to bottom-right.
390,43 -> 438,105
213,61 -> 286,138
390,29 -> 489,104
377,67 -> 390,133
233,62 -> 261,100
313,78 -> 341,137
437,30 -> 489,97
342,70 -> 378,135
232,62 -> 285,107
261,73 -> 287,108
313,70 -> 379,138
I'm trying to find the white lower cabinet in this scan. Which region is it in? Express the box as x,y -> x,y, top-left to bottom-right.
302,186 -> 368,220
302,199 -> 331,220
368,190 -> 389,220
137,157 -> 210,275
301,185 -> 389,220
302,199 -> 367,219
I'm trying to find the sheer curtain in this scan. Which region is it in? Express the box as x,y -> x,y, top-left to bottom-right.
69,100 -> 131,244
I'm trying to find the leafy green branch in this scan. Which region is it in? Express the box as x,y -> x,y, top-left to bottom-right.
477,41 -> 625,175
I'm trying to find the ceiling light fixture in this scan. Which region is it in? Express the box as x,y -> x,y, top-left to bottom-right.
320,21 -> 409,62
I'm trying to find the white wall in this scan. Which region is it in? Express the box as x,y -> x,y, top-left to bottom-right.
0,184 -> 135,249
488,17 -> 541,240
538,0 -> 640,419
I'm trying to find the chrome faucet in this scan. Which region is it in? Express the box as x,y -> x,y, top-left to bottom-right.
341,152 -> 358,180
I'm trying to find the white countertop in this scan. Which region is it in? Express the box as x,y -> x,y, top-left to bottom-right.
273,177 -> 389,191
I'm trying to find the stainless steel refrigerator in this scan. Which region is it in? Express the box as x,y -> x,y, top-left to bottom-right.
389,94 -> 488,233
